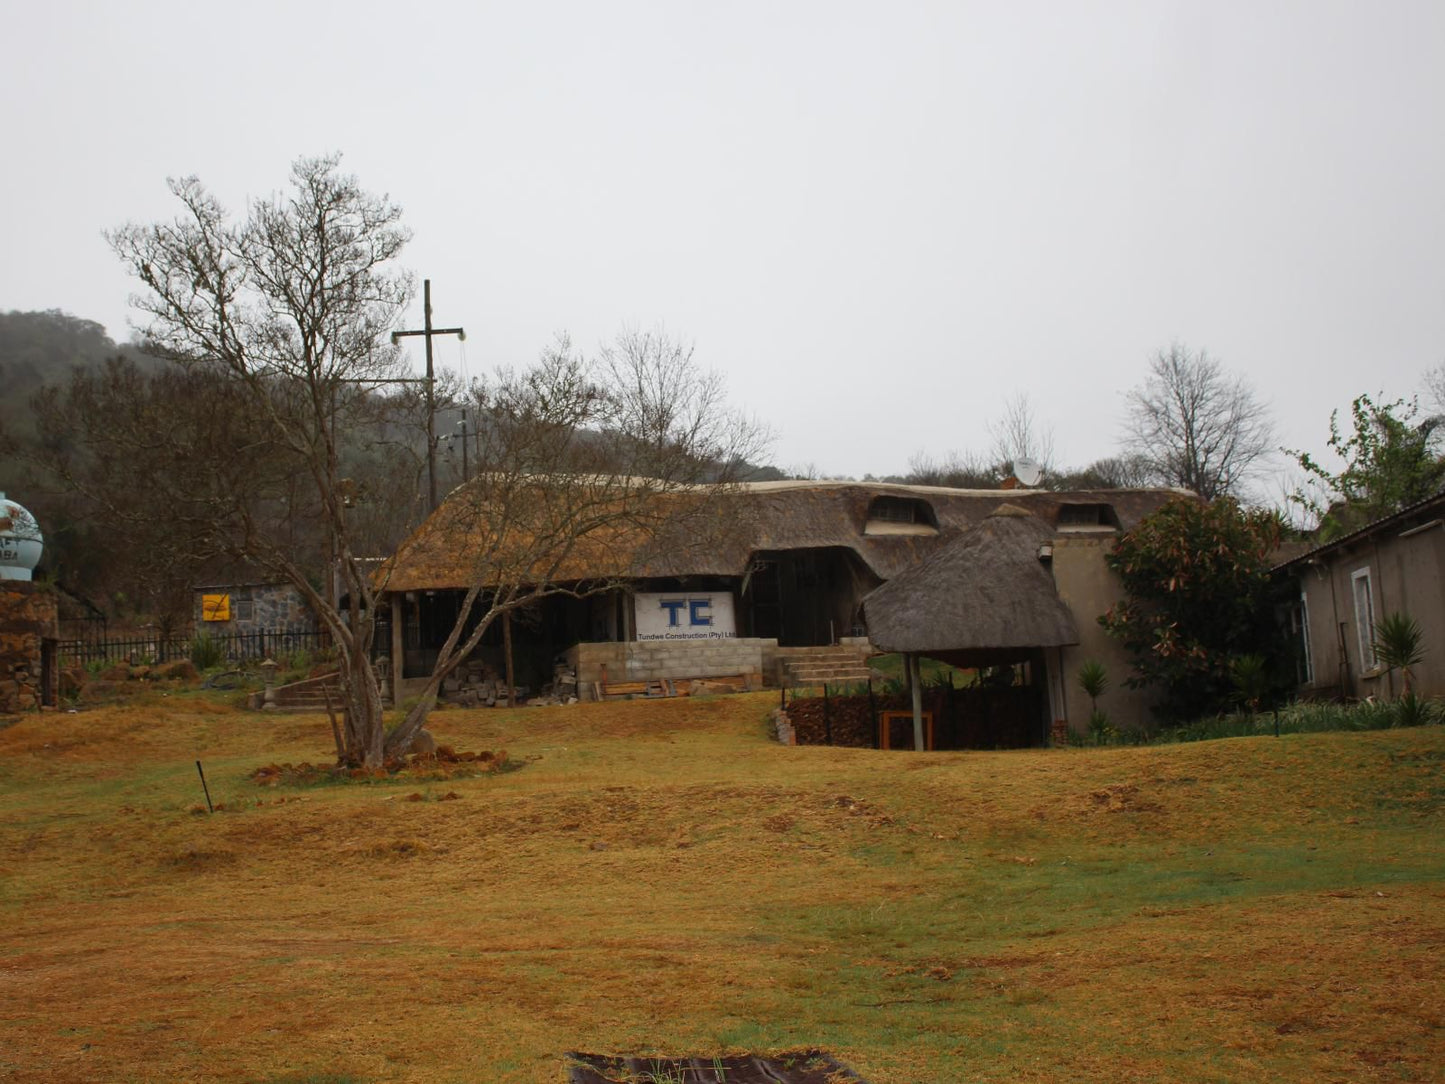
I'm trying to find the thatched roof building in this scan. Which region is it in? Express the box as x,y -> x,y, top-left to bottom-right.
861,505 -> 1078,659
379,478 -> 1184,740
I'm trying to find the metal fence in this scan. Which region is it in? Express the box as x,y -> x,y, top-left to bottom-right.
57,628 -> 328,668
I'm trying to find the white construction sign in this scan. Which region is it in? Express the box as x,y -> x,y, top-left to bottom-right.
634,591 -> 737,641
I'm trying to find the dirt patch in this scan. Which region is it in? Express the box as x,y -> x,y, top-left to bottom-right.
163,845 -> 238,871
249,748 -> 510,786
1087,782 -> 1164,813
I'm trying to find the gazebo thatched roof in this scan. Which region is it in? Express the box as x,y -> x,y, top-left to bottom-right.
861,505 -> 1079,655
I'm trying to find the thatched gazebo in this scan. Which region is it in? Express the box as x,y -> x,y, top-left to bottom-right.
861,505 -> 1079,749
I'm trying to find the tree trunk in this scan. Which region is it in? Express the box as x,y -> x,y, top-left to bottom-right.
384,674 -> 443,759
338,634 -> 385,768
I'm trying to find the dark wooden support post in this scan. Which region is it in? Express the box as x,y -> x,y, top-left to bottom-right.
503,610 -> 516,706
910,653 -> 925,751
823,682 -> 832,745
390,593 -> 404,708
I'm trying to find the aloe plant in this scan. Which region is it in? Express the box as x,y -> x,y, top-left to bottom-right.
1077,661 -> 1110,742
1229,653 -> 1270,714
1077,660 -> 1108,714
1374,611 -> 1425,697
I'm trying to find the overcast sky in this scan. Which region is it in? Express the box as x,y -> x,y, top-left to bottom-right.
3,1 -> 1443,487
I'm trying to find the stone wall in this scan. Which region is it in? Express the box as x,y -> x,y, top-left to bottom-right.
194,583 -> 319,635
567,637 -> 777,695
1,582 -> 59,714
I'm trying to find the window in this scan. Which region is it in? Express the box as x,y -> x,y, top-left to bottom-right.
868,496 -> 935,525
235,599 -> 255,622
864,496 -> 938,535
1056,503 -> 1119,531
1290,594 -> 1314,685
1351,568 -> 1377,671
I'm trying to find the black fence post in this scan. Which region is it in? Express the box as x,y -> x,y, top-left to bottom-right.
823,682 -> 832,746
868,676 -> 878,749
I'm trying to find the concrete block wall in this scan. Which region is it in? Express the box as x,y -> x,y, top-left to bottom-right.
568,638 -> 778,692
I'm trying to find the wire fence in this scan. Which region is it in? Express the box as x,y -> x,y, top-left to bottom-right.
57,628 -> 328,668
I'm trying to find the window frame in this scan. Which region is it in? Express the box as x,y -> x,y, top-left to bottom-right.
1351,567 -> 1377,672
1292,592 -> 1314,685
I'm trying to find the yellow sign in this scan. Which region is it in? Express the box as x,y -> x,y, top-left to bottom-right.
202,594 -> 231,622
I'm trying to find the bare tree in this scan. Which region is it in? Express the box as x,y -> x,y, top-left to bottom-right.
1123,344 -> 1275,500
104,155 -> 412,765
1424,363 -> 1445,419
904,449 -> 998,489
99,155 -> 765,768
904,395 -> 1056,490
381,330 -> 767,756
988,392 -> 1056,477
1049,454 -> 1157,490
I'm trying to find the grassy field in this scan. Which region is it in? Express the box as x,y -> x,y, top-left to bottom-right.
1,689 -> 1442,1083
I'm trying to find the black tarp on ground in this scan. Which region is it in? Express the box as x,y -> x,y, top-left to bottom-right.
566,1050 -> 866,1083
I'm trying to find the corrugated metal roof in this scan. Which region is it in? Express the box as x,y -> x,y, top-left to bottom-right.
1271,489 -> 1445,572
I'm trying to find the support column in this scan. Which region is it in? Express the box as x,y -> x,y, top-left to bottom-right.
390,593 -> 404,708
909,652 -> 925,751
1048,647 -> 1069,736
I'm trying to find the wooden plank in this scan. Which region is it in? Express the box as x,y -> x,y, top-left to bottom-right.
602,681 -> 650,696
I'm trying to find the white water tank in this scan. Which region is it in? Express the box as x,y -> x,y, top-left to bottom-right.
0,493 -> 43,582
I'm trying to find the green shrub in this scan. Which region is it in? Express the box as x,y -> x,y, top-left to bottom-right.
1075,696 -> 1442,748
1088,709 -> 1115,745
191,633 -> 224,670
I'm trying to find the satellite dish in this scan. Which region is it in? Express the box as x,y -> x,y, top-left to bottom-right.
1012,458 -> 1043,487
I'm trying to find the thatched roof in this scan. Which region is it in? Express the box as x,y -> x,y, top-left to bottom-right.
383,479 -> 1186,593
861,507 -> 1079,654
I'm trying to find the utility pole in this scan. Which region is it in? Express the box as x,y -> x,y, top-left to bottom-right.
459,409 -> 469,483
392,279 -> 465,510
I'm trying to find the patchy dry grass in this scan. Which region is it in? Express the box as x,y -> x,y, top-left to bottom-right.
0,690 -> 1441,1082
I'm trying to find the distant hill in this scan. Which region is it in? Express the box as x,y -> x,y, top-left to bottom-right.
0,309 -> 166,447
0,309 -> 122,400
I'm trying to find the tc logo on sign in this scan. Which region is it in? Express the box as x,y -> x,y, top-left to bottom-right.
658,598 -> 713,628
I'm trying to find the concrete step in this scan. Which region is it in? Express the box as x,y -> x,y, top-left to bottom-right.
273,694 -> 337,707
780,657 -> 872,669
783,667 -> 877,686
